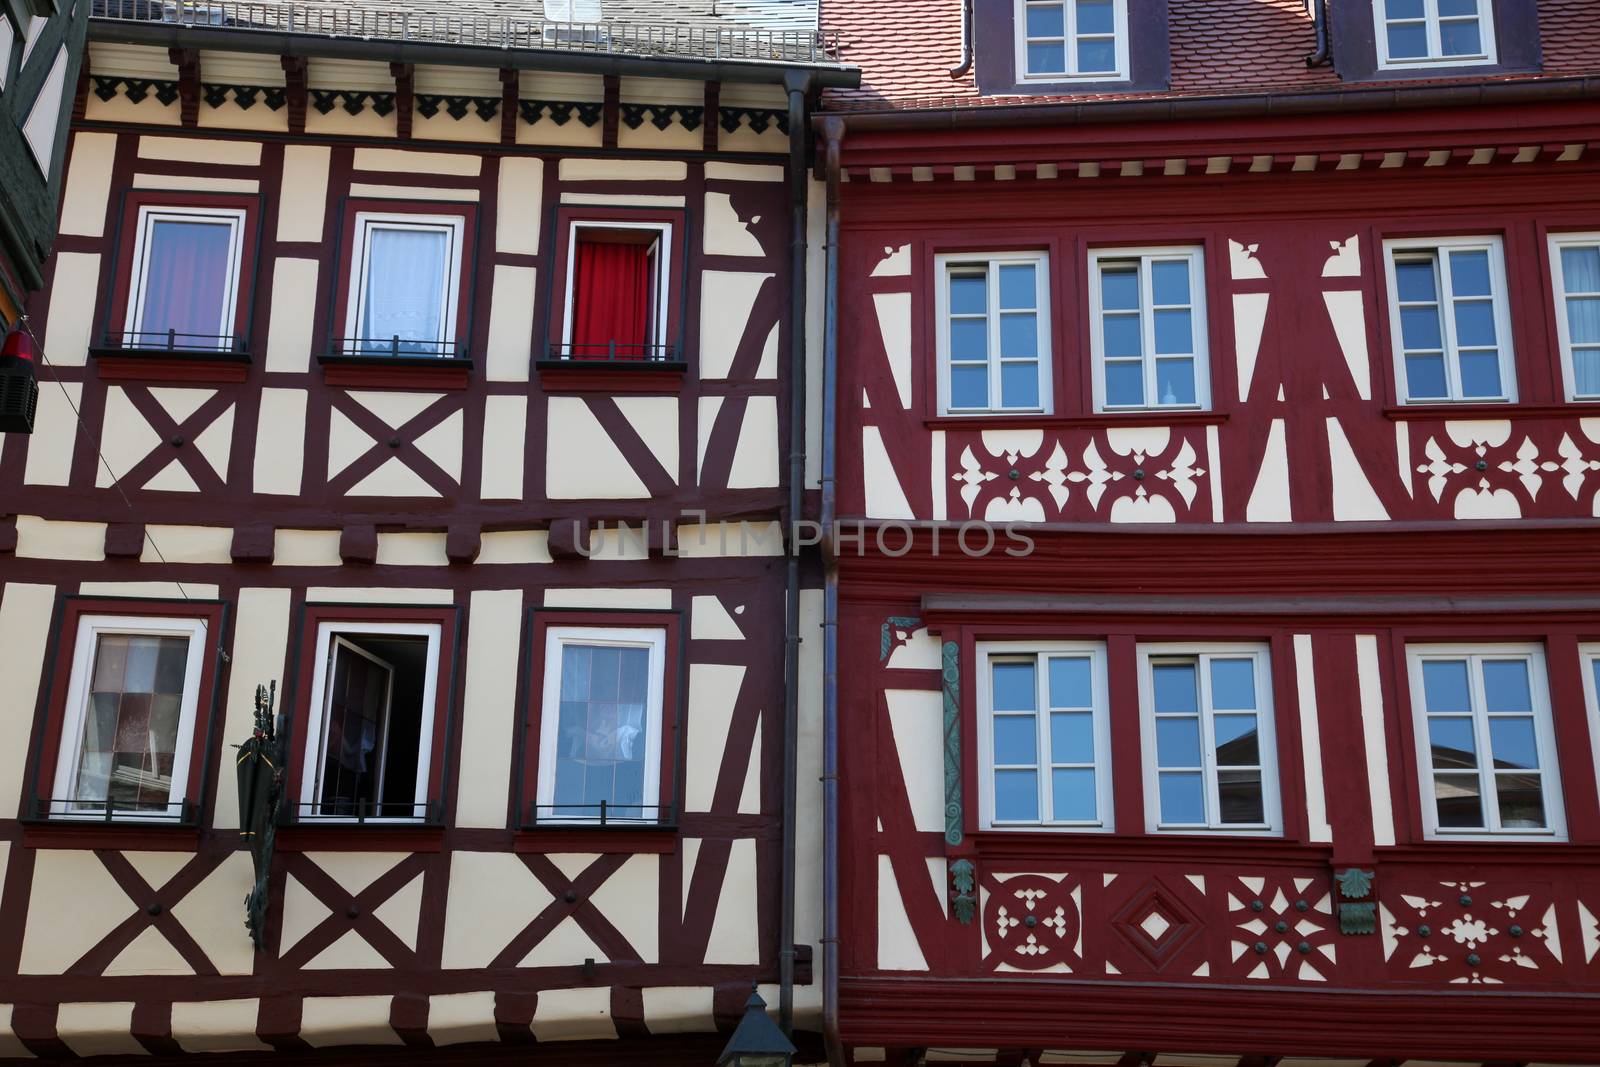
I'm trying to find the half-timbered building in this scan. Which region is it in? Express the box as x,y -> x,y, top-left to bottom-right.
816,0 -> 1600,1063
0,0 -> 852,1059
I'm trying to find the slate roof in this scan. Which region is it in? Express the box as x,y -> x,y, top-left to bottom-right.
821,0 -> 1600,113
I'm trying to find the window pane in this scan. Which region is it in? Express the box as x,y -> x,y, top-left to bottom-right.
1434,772 -> 1484,827
1429,716 -> 1478,769
950,365 -> 988,409
137,219 -> 233,345
998,264 -> 1037,310
1387,0 -> 1424,17
1104,360 -> 1144,406
1102,314 -> 1142,358
1076,0 -> 1114,34
1158,771 -> 1204,824
76,633 -> 190,811
1482,659 -> 1531,712
1052,768 -> 1097,821
949,273 -> 987,315
1151,662 -> 1198,713
1213,714 -> 1260,766
1217,770 -> 1265,824
1048,656 -> 1092,707
553,643 -> 651,818
950,318 -> 989,360
1573,349 -> 1600,396
1050,712 -> 1095,763
1395,259 -> 1437,302
1439,19 -> 1481,56
1438,0 -> 1477,14
1209,658 -> 1257,710
1077,37 -> 1116,73
1488,717 -> 1539,770
1100,266 -> 1139,310
1458,351 -> 1502,398
1387,21 -> 1428,58
362,227 -> 448,349
992,661 -> 1037,711
1560,246 -> 1600,293
1001,360 -> 1040,409
1155,359 -> 1195,405
1453,300 -> 1497,347
1449,249 -> 1492,296
994,715 -> 1039,766
1153,309 -> 1193,355
995,769 -> 1039,821
1000,313 -> 1039,358
1568,297 -> 1600,344
1421,660 -> 1472,711
1155,716 -> 1201,767
1151,260 -> 1190,304
1496,773 -> 1546,828
1400,306 -> 1443,351
1405,354 -> 1448,399
1025,3 -> 1064,37
1027,40 -> 1066,73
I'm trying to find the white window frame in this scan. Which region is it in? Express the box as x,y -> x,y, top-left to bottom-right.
535,625 -> 668,824
934,250 -> 1053,416
559,220 -> 673,357
342,212 -> 465,356
1578,645 -> 1600,822
1383,235 -> 1517,404
1405,643 -> 1565,842
1014,0 -> 1130,82
975,641 -> 1113,831
299,621 -> 442,823
1374,0 -> 1497,70
51,615 -> 208,821
1088,245 -> 1211,413
122,206 -> 247,352
1549,232 -> 1600,402
1137,642 -> 1280,835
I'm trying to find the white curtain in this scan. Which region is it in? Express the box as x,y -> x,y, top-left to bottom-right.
361,227 -> 447,352
1564,246 -> 1600,394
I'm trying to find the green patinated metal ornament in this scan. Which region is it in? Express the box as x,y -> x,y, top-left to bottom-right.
236,681 -> 284,951
941,640 -> 962,847
950,858 -> 976,926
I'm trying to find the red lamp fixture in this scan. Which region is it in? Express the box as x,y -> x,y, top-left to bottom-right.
0,326 -> 39,435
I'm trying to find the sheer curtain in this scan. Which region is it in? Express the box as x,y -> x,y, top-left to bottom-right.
1563,245 -> 1600,395
361,227 -> 448,355
136,219 -> 232,349
571,238 -> 650,359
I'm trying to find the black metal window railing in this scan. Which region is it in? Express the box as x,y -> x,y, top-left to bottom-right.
291,799 -> 443,823
33,796 -> 196,822
544,341 -> 680,363
101,329 -> 247,355
333,336 -> 464,360
527,801 -> 674,827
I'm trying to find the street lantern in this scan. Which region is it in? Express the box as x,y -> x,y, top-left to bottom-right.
715,991 -> 795,1067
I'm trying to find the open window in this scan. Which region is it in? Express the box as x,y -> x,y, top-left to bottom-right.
298,621 -> 443,823
557,221 -> 672,362
340,211 -> 466,359
47,613 -> 211,822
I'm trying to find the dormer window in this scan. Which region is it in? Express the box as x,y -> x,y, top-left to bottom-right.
1017,0 -> 1128,81
1376,0 -> 1496,68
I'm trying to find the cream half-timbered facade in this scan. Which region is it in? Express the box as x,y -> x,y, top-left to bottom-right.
0,3 -> 848,1058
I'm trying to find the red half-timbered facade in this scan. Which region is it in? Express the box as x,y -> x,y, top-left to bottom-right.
0,0 -> 853,1060
818,0 -> 1600,1063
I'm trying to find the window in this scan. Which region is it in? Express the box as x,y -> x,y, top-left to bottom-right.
558,222 -> 671,361
1016,0 -> 1128,80
1406,645 -> 1563,839
1375,0 -> 1496,68
343,212 -> 465,358
1138,644 -> 1278,833
1090,247 -> 1209,411
299,621 -> 442,822
1384,237 -> 1515,403
50,616 -> 208,820
535,625 -> 668,823
1550,234 -> 1600,401
977,643 -> 1112,830
123,206 -> 247,352
935,251 -> 1051,415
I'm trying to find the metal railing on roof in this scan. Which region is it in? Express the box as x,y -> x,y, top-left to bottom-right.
90,0 -> 842,64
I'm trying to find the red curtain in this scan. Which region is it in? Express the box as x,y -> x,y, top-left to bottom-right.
571,239 -> 650,360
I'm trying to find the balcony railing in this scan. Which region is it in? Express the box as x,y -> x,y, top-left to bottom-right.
32,796 -> 197,823
543,341 -> 680,363
96,329 -> 249,357
90,0 -> 843,64
527,801 -> 674,827
290,799 -> 444,823
331,336 -> 464,359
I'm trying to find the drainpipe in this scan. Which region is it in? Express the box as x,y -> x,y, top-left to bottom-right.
950,0 -> 974,78
778,67 -> 812,1038
819,113 -> 846,1067
1305,0 -> 1330,67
